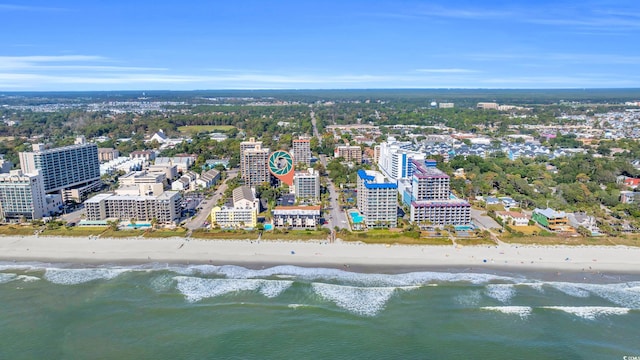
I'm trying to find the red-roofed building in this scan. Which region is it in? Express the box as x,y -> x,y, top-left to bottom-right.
497,211 -> 530,227
624,178 -> 640,189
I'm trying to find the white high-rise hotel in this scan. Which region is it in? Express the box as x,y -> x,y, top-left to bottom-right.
19,136 -> 100,201
356,169 -> 397,228
0,170 -> 47,222
378,137 -> 426,182
293,168 -> 320,202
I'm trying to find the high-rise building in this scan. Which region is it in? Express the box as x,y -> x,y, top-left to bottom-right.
334,145 -> 362,163
0,170 -> 47,222
356,169 -> 397,228
241,143 -> 270,187
378,137 -> 426,182
292,138 -> 311,166
19,136 -> 100,201
293,168 -> 320,202
409,160 -> 470,226
240,137 -> 262,172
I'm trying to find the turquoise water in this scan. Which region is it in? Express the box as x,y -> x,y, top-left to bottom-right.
1,262 -> 639,359
264,224 -> 274,230
455,225 -> 475,231
127,223 -> 151,228
349,211 -> 364,224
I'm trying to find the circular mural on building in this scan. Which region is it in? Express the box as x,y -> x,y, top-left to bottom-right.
268,150 -> 294,185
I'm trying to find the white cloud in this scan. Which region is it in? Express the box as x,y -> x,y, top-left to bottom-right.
0,4 -> 67,12
415,68 -> 478,74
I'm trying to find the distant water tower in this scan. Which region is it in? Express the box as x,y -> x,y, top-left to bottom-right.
430,101 -> 437,108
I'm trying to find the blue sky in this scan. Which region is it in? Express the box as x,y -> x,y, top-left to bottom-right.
1,0 -> 640,90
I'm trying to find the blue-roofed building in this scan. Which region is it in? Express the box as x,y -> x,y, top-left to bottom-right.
356,169 -> 398,228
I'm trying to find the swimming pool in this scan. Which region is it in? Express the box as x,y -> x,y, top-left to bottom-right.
264,224 -> 273,230
349,211 -> 364,224
454,224 -> 474,231
127,223 -> 151,229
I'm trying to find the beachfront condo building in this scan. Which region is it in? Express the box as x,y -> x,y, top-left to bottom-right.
356,169 -> 397,228
273,205 -> 321,229
334,145 -> 362,164
84,190 -> 181,224
409,160 -> 471,226
292,138 -> 311,166
211,186 -> 259,228
18,136 -> 101,202
0,170 -> 47,222
293,168 -> 320,202
240,138 -> 270,187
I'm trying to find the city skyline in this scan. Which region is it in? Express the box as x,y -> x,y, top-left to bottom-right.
1,0 -> 640,90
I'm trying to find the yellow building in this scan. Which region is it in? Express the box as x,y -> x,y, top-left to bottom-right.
210,186 -> 259,228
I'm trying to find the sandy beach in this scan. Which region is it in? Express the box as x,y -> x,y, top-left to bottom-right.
1,234 -> 639,275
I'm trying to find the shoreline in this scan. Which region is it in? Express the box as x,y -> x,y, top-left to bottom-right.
1,235 -> 640,281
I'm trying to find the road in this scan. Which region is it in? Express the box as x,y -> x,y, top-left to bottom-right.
185,169 -> 239,231
310,110 -> 320,140
325,182 -> 349,231
61,205 -> 85,225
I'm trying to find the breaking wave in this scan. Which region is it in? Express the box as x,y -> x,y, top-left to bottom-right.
311,283 -> 416,317
541,306 -> 630,320
481,306 -> 532,319
173,276 -> 293,302
485,284 -> 516,303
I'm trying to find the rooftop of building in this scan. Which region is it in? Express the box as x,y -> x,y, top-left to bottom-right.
233,186 -> 255,205
273,205 -> 322,214
533,207 -> 567,219
411,198 -> 470,207
357,169 -> 397,189
497,211 -> 530,218
412,159 -> 449,179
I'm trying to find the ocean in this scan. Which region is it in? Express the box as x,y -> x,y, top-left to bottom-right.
1,262 -> 638,359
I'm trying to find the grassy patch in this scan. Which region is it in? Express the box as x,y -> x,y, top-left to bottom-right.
0,225 -> 38,236
501,235 -> 614,246
191,229 -> 258,240
261,230 -> 329,241
455,237 -> 496,246
41,227 -> 107,237
143,229 -> 188,238
339,229 -> 453,245
177,125 -> 236,134
101,229 -> 146,238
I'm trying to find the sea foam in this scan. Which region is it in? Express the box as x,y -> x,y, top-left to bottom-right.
173,276 -> 292,302
311,283 -> 416,317
44,268 -> 127,285
0,273 -> 17,284
485,284 -> 516,303
542,306 -> 630,320
185,264 -> 516,287
481,306 -> 532,319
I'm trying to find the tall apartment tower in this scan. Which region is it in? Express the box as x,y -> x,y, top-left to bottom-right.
409,160 -> 470,226
240,137 -> 263,172
0,170 -> 47,222
241,143 -> 270,187
293,168 -> 320,202
356,169 -> 397,228
292,138 -> 311,166
19,136 -> 100,201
